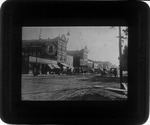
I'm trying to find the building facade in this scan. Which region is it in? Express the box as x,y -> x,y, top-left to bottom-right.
67,46 -> 88,73
22,34 -> 68,75
66,55 -> 73,69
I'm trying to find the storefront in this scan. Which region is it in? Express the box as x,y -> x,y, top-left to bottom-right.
28,56 -> 60,75
22,34 -> 71,76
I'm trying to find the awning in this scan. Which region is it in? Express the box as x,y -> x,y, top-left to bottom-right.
29,56 -> 60,69
52,64 -> 60,69
48,64 -> 54,69
29,56 -> 54,64
60,62 -> 69,67
68,66 -> 74,69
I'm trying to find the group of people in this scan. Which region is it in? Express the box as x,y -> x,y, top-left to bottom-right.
32,63 -> 118,78
32,64 -> 60,76
94,68 -> 118,78
32,64 -> 73,76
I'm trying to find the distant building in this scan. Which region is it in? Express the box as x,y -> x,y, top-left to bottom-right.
93,62 -> 99,69
95,61 -> 104,69
87,59 -> 94,68
102,61 -> 112,70
95,61 -> 118,70
67,46 -> 88,73
66,55 -> 74,71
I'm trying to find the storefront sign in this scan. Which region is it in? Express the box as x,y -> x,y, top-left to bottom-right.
29,56 -> 57,64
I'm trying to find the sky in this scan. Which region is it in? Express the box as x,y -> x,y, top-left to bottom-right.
22,26 -> 128,66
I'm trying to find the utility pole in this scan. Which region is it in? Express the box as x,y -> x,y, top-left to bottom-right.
39,28 -> 42,40
119,26 -> 124,89
67,28 -> 70,41
36,28 -> 42,64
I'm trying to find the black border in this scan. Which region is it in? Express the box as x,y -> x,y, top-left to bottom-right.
0,1 -> 149,124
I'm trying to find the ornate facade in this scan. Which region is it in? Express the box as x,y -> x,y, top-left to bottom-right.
22,34 -> 68,75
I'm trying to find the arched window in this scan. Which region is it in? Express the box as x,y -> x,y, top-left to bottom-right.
46,44 -> 56,55
49,45 -> 54,53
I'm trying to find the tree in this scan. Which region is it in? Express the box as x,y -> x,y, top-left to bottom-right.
121,27 -> 128,71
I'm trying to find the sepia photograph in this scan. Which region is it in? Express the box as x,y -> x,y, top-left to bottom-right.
22,26 -> 128,101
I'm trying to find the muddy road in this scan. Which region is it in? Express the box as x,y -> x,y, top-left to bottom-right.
22,74 -> 127,101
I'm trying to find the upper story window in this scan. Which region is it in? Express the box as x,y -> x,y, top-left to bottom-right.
47,45 -> 54,53
45,44 -> 56,56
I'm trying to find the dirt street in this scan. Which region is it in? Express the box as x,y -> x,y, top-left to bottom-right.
22,74 -> 127,101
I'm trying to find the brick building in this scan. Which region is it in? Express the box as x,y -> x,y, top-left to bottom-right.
67,46 -> 88,73
22,34 -> 68,75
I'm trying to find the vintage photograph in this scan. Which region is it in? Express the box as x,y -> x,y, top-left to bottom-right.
22,26 -> 128,101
